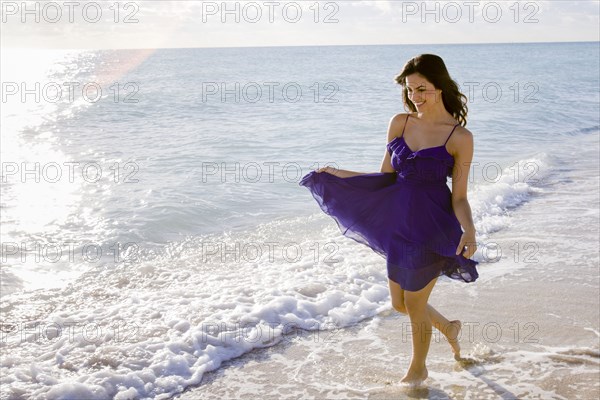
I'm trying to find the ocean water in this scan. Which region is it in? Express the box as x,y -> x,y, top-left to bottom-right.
1,42 -> 598,399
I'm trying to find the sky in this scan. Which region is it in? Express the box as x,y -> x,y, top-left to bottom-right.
0,0 -> 599,49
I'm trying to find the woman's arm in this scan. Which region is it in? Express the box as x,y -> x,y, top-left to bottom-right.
449,126 -> 477,258
317,113 -> 406,178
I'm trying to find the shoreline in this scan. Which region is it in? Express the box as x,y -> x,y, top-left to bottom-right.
175,184 -> 600,399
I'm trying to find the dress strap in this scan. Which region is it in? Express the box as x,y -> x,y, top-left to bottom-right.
400,114 -> 410,137
444,123 -> 460,145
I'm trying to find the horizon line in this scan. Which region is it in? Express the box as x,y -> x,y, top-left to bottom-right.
2,40 -> 598,52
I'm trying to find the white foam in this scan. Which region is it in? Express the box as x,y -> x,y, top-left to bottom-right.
0,217 -> 394,399
469,152 -> 551,240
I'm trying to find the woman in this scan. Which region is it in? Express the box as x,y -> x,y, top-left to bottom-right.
299,54 -> 479,386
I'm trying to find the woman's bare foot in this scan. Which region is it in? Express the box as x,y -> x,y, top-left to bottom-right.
447,320 -> 462,360
400,365 -> 428,387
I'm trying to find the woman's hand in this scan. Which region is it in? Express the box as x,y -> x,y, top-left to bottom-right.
456,229 -> 477,258
315,167 -> 367,178
316,166 -> 337,176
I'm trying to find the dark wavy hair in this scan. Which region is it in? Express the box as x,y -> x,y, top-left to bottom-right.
394,54 -> 468,126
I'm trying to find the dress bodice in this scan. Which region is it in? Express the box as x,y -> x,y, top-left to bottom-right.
387,135 -> 455,186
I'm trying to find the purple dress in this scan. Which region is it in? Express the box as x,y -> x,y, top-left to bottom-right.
299,114 -> 479,292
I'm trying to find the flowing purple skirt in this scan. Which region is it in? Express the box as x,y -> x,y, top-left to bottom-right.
299,137 -> 479,292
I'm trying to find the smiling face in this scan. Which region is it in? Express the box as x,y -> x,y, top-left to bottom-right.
405,73 -> 442,110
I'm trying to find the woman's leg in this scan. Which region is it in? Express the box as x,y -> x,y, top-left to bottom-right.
427,303 -> 462,359
401,277 -> 438,384
388,279 -> 461,358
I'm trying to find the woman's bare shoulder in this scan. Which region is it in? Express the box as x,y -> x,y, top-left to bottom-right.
448,124 -> 475,156
389,112 -> 410,123
387,113 -> 412,141
453,124 -> 474,141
